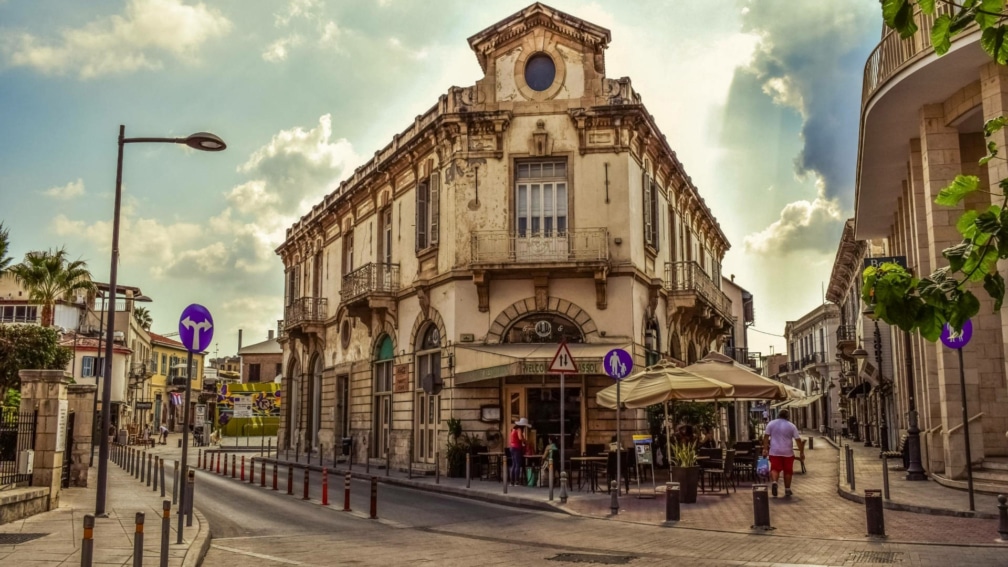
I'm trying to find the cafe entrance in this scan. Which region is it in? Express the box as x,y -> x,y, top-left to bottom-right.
505,383 -> 582,455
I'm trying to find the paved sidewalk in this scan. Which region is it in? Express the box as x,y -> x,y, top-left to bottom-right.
0,433 -> 209,566
254,430 -> 1007,547
836,436 -> 1002,518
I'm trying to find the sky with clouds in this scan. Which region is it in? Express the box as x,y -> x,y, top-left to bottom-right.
0,0 -> 881,359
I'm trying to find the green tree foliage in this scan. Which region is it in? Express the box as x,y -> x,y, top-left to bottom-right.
9,247 -> 96,327
0,325 -> 73,402
133,306 -> 152,330
865,1 -> 1008,340
0,222 -> 12,275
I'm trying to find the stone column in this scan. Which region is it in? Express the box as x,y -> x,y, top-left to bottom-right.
67,383 -> 97,487
18,369 -> 70,510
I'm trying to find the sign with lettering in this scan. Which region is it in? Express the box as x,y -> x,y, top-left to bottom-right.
394,363 -> 411,393
863,256 -> 908,269
134,401 -> 153,411
55,399 -> 69,453
233,396 -> 253,419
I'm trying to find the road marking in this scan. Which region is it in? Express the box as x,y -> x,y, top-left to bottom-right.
211,543 -> 315,565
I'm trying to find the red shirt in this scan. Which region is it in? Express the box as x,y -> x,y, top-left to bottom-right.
509,428 -> 524,449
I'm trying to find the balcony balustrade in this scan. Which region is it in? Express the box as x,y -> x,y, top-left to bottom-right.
836,324 -> 856,351
470,228 -> 609,265
664,261 -> 732,321
283,297 -> 328,328
340,263 -> 400,304
801,352 -> 827,368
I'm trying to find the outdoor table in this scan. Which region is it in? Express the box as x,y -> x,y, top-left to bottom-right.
478,452 -> 505,481
570,456 -> 606,493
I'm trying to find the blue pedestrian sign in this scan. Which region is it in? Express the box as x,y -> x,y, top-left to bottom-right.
179,304 -> 214,353
940,319 -> 972,350
604,348 -> 633,380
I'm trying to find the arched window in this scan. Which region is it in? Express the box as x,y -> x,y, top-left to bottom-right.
502,313 -> 583,344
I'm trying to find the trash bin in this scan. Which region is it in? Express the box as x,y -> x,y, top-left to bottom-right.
341,437 -> 352,456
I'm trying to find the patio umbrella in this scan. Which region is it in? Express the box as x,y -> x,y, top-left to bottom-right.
595,361 -> 734,409
680,352 -> 789,401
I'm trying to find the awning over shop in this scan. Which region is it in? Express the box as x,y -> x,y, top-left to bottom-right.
846,382 -> 872,398
784,392 -> 823,408
452,343 -> 632,386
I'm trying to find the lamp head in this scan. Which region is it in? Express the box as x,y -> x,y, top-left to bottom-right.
851,345 -> 869,359
184,132 -> 226,151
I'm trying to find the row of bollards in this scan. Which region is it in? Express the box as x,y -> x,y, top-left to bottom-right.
79,501 -> 177,567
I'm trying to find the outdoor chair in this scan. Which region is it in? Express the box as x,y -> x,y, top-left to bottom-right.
703,449 -> 736,494
733,441 -> 755,481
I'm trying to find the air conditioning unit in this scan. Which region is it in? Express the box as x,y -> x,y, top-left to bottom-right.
114,331 -> 125,342
18,449 -> 34,475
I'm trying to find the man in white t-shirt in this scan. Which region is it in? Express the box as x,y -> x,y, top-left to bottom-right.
761,409 -> 805,497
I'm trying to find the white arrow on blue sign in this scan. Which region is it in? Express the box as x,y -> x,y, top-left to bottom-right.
604,348 -> 633,380
179,303 -> 214,353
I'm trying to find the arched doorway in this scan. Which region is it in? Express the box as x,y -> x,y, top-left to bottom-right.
286,358 -> 301,450
372,335 -> 394,458
414,324 -> 441,464
306,354 -> 323,450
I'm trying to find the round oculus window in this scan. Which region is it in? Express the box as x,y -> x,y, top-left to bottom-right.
524,54 -> 556,92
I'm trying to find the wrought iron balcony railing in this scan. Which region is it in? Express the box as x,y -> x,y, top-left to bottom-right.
664,261 -> 732,320
284,297 -> 328,327
836,324 -> 856,346
470,228 -> 609,264
340,263 -> 400,304
801,352 -> 827,368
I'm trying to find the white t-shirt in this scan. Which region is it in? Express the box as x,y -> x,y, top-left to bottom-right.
765,418 -> 800,457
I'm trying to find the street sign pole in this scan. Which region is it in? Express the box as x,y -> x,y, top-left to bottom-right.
941,320 -> 974,511
176,348 -> 193,544
175,303 -> 214,543
604,348 -> 633,511
549,341 -> 578,504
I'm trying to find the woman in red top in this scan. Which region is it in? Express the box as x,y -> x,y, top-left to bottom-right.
509,418 -> 530,485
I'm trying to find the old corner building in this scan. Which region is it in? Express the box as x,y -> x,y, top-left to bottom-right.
275,3 -> 732,471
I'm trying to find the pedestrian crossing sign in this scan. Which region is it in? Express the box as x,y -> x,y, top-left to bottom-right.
549,341 -> 578,374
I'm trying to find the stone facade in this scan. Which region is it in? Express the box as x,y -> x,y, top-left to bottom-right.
276,4 -> 733,472
853,10 -> 1008,479
17,369 -> 70,510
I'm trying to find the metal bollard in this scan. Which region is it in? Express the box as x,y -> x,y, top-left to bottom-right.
303,467 -> 310,500
172,461 -> 179,505
186,469 -> 195,527
560,471 -> 568,504
344,472 -> 352,511
146,454 -> 152,487
865,489 -> 885,537
249,458 -> 254,484
272,463 -> 278,490
216,452 -> 220,474
465,453 -> 471,489
287,465 -> 294,495
322,467 -> 329,505
882,455 -> 890,500
153,457 -> 159,493
435,451 -> 440,485
160,500 -> 170,567
548,462 -> 554,501
231,454 -> 236,479
140,452 -> 146,483
198,449 -> 202,469
133,512 -> 144,567
160,458 -> 166,498
81,514 -> 94,567
849,446 -> 856,492
261,461 -> 266,488
751,484 -> 772,530
502,455 -> 508,494
610,480 -> 619,515
665,482 -> 680,522
241,455 -> 245,481
386,449 -> 390,477
808,436 -> 814,450
370,476 -> 378,519
998,495 -> 1008,541
268,438 -> 272,457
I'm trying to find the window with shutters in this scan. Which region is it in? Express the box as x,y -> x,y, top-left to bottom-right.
642,170 -> 659,253
415,170 -> 440,253
342,230 -> 354,277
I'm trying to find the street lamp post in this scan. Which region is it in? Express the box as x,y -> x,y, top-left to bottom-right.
874,321 -> 889,453
95,125 -> 225,517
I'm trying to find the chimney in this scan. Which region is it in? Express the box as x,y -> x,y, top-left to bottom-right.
268,329 -> 275,341
238,329 -> 243,352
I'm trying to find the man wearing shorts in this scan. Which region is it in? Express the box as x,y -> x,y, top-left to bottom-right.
761,409 -> 804,497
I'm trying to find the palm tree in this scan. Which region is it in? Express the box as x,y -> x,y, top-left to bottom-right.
0,223 -> 12,276
9,248 -> 96,327
133,305 -> 152,330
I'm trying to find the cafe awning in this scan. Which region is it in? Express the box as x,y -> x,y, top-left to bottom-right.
452,343 -> 632,386
785,392 -> 823,408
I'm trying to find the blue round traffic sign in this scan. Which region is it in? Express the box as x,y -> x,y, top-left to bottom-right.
604,348 -> 634,380
940,319 -> 972,350
179,303 -> 214,353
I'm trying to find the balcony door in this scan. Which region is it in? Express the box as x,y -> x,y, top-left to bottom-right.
414,325 -> 441,464
515,159 -> 567,262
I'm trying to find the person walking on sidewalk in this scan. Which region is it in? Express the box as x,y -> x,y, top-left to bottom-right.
762,409 -> 804,498
508,418 -> 530,485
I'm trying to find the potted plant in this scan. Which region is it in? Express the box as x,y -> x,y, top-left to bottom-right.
444,419 -> 487,477
668,441 -> 701,503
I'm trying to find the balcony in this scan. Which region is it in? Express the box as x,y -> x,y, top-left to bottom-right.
801,352 -> 827,369
128,361 -> 153,380
836,324 -> 856,353
281,296 -> 328,341
469,229 -> 610,311
340,263 -> 399,333
664,261 -> 733,340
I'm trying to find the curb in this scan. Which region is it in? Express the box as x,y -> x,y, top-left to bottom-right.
183,508 -> 212,567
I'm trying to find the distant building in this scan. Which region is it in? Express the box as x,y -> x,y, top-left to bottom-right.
239,330 -> 282,384
149,332 -> 205,432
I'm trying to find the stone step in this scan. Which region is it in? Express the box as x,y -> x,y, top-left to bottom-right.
980,459 -> 1008,472
932,471 -> 1008,495
970,469 -> 1008,483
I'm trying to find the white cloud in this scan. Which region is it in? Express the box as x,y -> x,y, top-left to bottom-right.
274,0 -> 322,27
743,185 -> 845,255
262,35 -> 303,62
42,178 -> 84,199
3,0 -> 231,78
388,37 -> 428,60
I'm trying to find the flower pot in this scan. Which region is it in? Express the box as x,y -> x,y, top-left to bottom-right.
668,466 -> 701,503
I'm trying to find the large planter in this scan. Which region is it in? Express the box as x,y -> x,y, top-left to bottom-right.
668,466 -> 701,503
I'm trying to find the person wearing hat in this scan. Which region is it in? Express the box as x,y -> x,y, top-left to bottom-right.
508,418 -> 530,485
